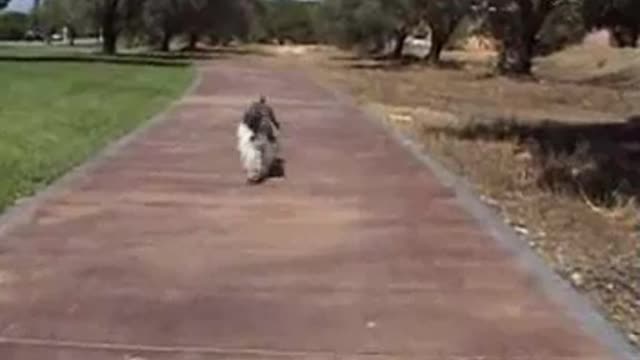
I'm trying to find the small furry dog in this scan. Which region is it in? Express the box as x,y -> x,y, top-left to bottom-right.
237,96 -> 283,184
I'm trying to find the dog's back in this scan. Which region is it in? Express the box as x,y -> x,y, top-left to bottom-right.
242,96 -> 280,140
237,96 -> 283,183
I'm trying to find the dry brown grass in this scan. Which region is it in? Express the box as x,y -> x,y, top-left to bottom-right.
259,43 -> 640,347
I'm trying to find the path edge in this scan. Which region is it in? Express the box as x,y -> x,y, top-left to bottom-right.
307,70 -> 639,360
0,65 -> 203,238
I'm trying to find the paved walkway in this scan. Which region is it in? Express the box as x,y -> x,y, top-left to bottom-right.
0,58 -> 626,359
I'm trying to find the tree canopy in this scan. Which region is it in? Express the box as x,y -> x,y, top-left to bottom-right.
0,11 -> 29,40
31,0 -> 259,54
36,0 -> 93,41
255,0 -> 319,44
16,0 -> 640,74
315,0 -> 412,54
583,0 -> 639,47
315,0 -> 473,62
314,0 -> 639,74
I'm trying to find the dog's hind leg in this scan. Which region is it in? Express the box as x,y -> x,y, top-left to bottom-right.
237,123 -> 264,183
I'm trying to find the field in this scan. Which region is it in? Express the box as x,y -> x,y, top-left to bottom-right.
260,42 -> 640,347
0,44 -> 195,212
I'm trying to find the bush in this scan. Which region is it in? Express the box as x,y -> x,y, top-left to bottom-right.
535,1 -> 587,56
0,11 -> 29,40
259,0 -> 319,44
245,0 -> 320,44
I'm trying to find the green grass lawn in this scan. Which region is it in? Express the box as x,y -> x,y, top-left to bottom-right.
0,45 -> 195,212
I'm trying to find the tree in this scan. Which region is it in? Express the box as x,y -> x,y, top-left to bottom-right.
119,0 -> 148,48
483,0 -> 564,75
256,0 -> 319,44
0,11 -> 29,40
204,0 -> 257,45
142,0 -> 183,51
96,0 -> 123,54
37,0 -> 93,45
583,0 -> 639,47
139,0 -> 258,51
244,0 -> 269,43
315,0 -> 472,62
173,0 -> 257,50
377,0 -> 419,59
180,0 -> 208,49
417,0 -> 473,63
0,0 -> 10,10
17,0 -> 259,53
34,0 -> 123,49
30,0 -> 42,34
535,0 -> 585,55
315,0 -> 402,55
352,0 -> 397,53
82,0 -> 147,54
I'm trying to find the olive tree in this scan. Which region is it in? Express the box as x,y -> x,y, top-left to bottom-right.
416,0 -> 473,63
583,0 -> 639,47
482,0 -> 566,75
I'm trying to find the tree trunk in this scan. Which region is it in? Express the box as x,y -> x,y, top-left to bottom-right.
209,34 -> 220,46
498,41 -> 532,75
66,26 -> 76,46
610,26 -> 639,48
392,31 -> 407,59
497,24 -> 535,75
488,0 -> 549,76
426,32 -> 445,64
102,29 -> 118,54
101,5 -> 119,55
160,31 -> 172,52
95,27 -> 102,45
187,33 -> 199,50
369,35 -> 387,56
30,0 -> 41,32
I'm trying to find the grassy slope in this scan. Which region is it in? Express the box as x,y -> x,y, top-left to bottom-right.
0,46 -> 194,211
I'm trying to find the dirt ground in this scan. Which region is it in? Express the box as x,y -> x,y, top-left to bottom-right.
256,43 -> 640,349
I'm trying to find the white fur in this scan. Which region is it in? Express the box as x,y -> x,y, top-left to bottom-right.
236,122 -> 279,181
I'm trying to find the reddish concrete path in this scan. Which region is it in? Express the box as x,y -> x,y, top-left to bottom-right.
0,58 -> 626,359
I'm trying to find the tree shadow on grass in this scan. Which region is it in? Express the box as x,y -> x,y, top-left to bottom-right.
205,46 -> 275,57
345,57 -> 464,72
348,61 -> 409,71
329,54 -> 363,61
423,115 -> 640,206
0,44 -> 277,67
0,53 -> 193,67
119,50 -> 219,61
0,45 -> 259,67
